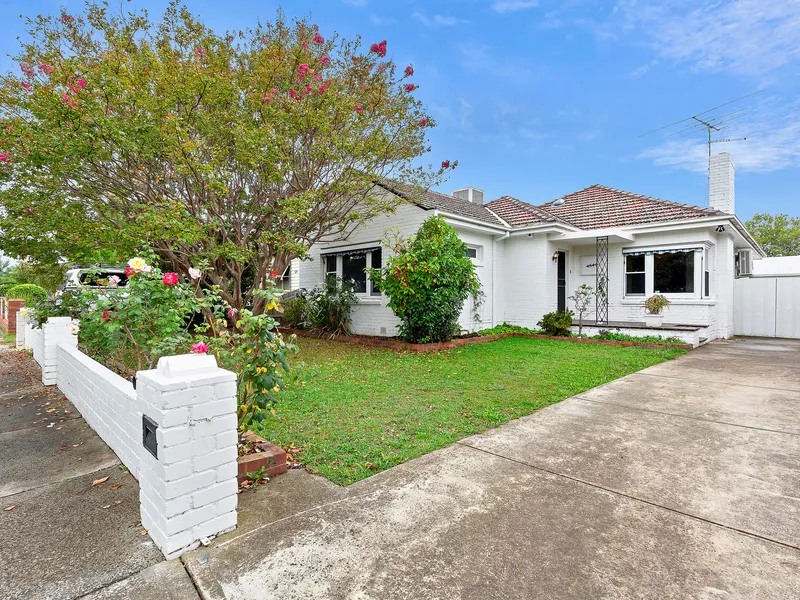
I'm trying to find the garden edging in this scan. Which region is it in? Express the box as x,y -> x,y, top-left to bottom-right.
278,327 -> 693,351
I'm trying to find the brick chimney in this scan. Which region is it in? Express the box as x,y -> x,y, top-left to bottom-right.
709,152 -> 735,214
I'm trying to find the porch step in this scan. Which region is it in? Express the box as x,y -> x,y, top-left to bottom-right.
698,337 -> 709,346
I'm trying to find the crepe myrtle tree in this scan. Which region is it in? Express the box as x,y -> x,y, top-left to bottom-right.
0,2 -> 453,313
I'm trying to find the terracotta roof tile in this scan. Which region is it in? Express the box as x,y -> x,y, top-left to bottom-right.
484,196 -> 572,227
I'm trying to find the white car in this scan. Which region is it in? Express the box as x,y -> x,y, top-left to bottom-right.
58,267 -> 129,299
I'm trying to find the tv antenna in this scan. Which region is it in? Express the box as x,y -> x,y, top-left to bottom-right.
639,90 -> 761,158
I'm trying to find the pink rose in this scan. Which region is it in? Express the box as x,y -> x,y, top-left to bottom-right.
191,342 -> 210,354
162,272 -> 179,286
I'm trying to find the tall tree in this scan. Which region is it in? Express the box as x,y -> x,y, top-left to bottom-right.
745,213 -> 800,257
0,2 -> 451,312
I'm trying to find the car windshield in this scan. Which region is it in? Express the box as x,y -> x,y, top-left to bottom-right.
78,271 -> 129,287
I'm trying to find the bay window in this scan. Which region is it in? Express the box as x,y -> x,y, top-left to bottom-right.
321,246 -> 382,296
623,247 -> 705,298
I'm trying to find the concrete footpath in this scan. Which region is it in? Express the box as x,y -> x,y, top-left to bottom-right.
184,337 -> 800,599
0,344 -> 199,600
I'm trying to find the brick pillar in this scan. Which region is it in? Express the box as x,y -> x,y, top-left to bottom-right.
41,317 -> 78,386
5,299 -> 25,335
135,354 -> 238,560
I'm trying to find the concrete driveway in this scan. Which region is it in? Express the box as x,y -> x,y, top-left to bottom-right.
184,337 -> 800,599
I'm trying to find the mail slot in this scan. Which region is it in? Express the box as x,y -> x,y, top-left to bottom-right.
142,415 -> 158,459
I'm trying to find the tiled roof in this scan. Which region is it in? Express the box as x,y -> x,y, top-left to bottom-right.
484,195 -> 573,227
536,185 -> 725,230
375,181 -> 506,226
486,184 -> 726,231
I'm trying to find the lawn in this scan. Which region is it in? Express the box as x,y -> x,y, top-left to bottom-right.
252,336 -> 685,485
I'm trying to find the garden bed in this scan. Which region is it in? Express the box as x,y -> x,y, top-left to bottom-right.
278,327 -> 693,351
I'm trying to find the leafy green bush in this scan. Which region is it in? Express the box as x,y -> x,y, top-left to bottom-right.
282,297 -> 310,329
369,216 -> 482,343
307,278 -> 356,336
5,283 -> 48,306
537,310 -> 574,337
477,322 -> 542,336
0,283 -> 15,298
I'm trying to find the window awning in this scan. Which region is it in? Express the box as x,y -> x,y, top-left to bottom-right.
320,246 -> 380,258
623,247 -> 702,256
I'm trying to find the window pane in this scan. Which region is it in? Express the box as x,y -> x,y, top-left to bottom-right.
342,253 -> 367,293
626,273 -> 645,295
370,249 -> 382,295
325,255 -> 337,277
464,247 -> 477,259
654,251 -> 694,294
625,254 -> 645,273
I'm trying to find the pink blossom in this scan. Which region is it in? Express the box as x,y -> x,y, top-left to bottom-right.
355,103 -> 363,114
269,269 -> 280,278
404,83 -> 417,92
320,56 -> 331,67
313,33 -> 324,45
76,78 -> 86,89
288,88 -> 300,100
162,272 -> 179,286
313,72 -> 322,81
191,342 -> 210,354
188,268 -> 201,279
441,160 -> 450,169
60,12 -> 74,24
370,40 -> 387,58
318,84 -> 325,94
377,64 -> 386,73
0,152 -> 11,164
194,46 -> 206,58
61,94 -> 70,104
305,83 -> 313,94
404,65 -> 414,77
38,63 -> 54,75
297,63 -> 312,79
227,308 -> 237,318
20,82 -> 31,91
69,85 -> 79,94
262,95 -> 271,103
419,118 -> 427,127
20,63 -> 34,77
270,87 -> 277,95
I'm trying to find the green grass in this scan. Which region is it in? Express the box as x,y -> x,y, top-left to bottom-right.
253,336 -> 685,485
3,332 -> 16,346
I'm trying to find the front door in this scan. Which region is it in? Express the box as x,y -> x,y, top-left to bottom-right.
557,251 -> 567,312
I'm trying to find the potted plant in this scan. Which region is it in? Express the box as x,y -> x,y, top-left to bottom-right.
643,294 -> 670,328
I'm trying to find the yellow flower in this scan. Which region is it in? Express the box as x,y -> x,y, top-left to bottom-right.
272,385 -> 280,393
247,348 -> 252,354
128,257 -> 147,271
261,388 -> 268,394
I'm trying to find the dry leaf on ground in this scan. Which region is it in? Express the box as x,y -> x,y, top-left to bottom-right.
4,505 -> 15,511
109,484 -> 122,491
91,476 -> 109,487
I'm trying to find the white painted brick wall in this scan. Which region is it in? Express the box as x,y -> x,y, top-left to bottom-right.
136,354 -> 238,559
17,320 -> 239,561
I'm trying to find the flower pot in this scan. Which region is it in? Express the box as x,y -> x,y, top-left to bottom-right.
643,313 -> 664,328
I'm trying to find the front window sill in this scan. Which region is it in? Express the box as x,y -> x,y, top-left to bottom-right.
351,297 -> 382,305
621,298 -> 717,306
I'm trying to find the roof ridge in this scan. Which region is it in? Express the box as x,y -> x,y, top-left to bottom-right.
488,195 -> 576,227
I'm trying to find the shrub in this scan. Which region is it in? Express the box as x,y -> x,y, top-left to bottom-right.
198,290 -> 298,428
306,278 -> 356,336
593,330 -> 685,345
369,216 -> 482,343
5,283 -> 48,306
282,297 -> 310,329
537,310 -> 574,337
477,322 -> 542,336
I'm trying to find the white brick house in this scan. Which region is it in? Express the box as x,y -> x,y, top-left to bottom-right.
296,152 -> 764,346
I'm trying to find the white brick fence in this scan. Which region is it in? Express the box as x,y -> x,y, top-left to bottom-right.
16,313 -> 239,559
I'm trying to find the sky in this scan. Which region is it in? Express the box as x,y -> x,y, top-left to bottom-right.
1,0 -> 799,220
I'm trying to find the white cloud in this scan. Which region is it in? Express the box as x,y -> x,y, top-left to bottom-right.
639,98 -> 800,173
412,13 -> 467,27
613,0 -> 800,77
492,1 -> 538,13
459,43 -> 532,79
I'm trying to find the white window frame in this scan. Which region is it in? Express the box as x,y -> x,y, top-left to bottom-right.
623,247 -> 705,300
321,247 -> 383,297
624,254 -> 646,296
